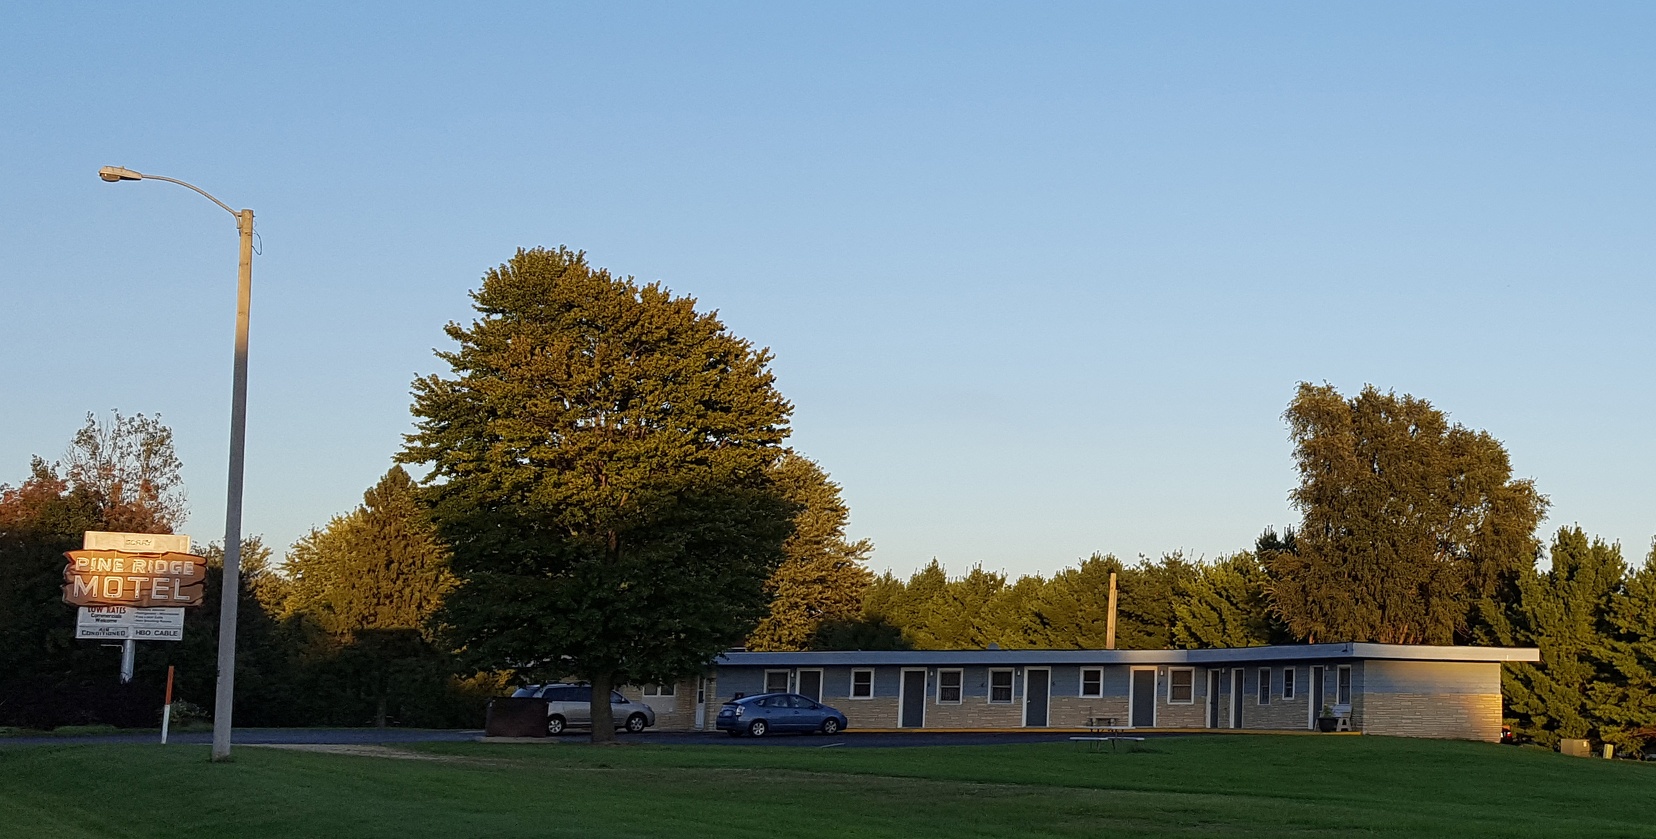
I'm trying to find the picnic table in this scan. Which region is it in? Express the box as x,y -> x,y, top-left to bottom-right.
1069,716 -> 1145,752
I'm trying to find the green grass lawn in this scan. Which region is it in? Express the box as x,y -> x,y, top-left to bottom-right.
2,735 -> 1652,838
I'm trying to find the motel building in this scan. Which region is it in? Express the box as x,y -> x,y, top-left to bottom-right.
617,643 -> 1540,741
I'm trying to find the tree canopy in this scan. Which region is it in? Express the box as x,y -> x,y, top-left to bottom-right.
1270,383 -> 1547,644
400,246 -> 796,740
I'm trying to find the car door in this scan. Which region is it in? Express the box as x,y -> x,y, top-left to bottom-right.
793,694 -> 827,730
775,695 -> 801,728
568,686 -> 593,724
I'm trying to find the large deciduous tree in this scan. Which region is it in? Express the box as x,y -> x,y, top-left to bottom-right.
401,246 -> 796,742
746,452 -> 872,651
1270,383 -> 1546,644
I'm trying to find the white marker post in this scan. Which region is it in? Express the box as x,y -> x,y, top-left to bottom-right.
161,665 -> 175,744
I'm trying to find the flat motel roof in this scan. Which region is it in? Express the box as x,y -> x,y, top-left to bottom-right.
717,643 -> 1541,667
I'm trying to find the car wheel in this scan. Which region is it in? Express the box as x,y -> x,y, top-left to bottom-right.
546,715 -> 566,736
748,719 -> 768,737
820,717 -> 840,735
625,713 -> 648,733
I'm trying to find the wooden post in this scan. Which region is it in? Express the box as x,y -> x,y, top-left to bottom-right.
1106,572 -> 1118,650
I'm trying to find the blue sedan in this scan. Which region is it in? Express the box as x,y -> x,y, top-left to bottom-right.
715,692 -> 849,737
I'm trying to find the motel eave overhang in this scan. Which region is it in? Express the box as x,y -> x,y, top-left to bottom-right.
716,643 -> 1542,667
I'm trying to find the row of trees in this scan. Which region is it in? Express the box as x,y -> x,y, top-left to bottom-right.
0,414 -> 499,729
5,248 -> 1652,753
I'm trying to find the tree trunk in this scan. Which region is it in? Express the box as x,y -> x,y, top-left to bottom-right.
589,671 -> 616,744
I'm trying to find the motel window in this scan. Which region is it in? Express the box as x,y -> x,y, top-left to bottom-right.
1282,667 -> 1296,700
1257,669 -> 1270,705
643,683 -> 675,697
1168,668 -> 1194,704
989,669 -> 1014,704
1337,665 -> 1352,706
850,669 -> 874,699
1080,668 -> 1104,698
938,669 -> 963,704
765,670 -> 791,694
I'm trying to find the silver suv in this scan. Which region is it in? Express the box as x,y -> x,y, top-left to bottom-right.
512,684 -> 657,735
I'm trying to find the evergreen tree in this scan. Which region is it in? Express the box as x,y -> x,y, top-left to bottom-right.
1273,383 -> 1546,643
1023,554 -> 1121,649
1172,551 -> 1289,649
1589,542 -> 1656,753
401,246 -> 796,742
1484,527 -> 1624,747
746,453 -> 872,651
282,466 -> 454,638
280,466 -> 456,726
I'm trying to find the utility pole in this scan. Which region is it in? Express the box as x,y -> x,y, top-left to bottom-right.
1105,572 -> 1118,650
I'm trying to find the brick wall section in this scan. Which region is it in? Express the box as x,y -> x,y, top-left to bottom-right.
1363,692 -> 1501,741
1157,699 -> 1205,728
840,697 -> 900,728
1050,696 -> 1129,728
1242,696 -> 1312,730
925,699 -> 1023,728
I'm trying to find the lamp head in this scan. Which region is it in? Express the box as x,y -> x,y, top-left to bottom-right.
98,166 -> 143,182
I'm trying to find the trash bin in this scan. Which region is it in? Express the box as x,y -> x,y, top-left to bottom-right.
485,696 -> 549,737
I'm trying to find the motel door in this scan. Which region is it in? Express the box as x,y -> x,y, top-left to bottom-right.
1207,670 -> 1222,728
1129,669 -> 1156,728
1230,668 -> 1244,729
1309,667 -> 1325,730
798,670 -> 823,704
900,669 -> 926,728
1024,668 -> 1050,727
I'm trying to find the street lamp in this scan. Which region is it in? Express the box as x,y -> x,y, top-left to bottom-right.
99,166 -> 253,763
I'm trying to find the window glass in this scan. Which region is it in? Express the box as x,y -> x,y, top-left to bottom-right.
1337,666 -> 1352,706
611,691 -> 627,704
1258,668 -> 1271,705
989,669 -> 1014,704
851,669 -> 874,698
1282,668 -> 1296,700
573,687 -> 593,703
1169,669 -> 1194,703
645,683 -> 675,697
938,670 -> 962,703
1081,668 -> 1103,698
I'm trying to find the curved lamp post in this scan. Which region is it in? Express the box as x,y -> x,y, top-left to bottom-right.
99,166 -> 252,763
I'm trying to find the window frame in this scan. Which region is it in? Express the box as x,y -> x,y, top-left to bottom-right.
849,668 -> 875,699
1079,667 -> 1104,698
643,683 -> 676,698
764,669 -> 791,695
1167,667 -> 1195,704
937,668 -> 963,704
1282,667 -> 1296,701
1257,668 -> 1271,705
988,668 -> 1015,704
1336,664 -> 1352,707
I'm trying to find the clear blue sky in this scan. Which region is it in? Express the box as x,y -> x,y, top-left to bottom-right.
4,2 -> 1654,579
